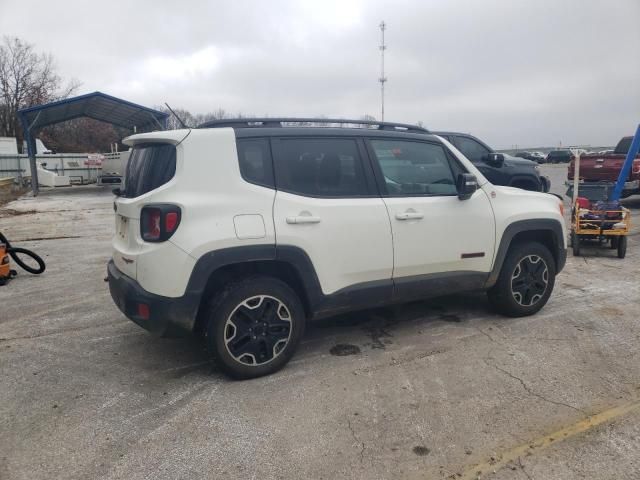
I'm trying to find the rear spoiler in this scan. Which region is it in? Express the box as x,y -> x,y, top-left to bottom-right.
123,129 -> 191,147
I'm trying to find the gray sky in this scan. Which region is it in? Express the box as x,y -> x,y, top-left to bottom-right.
1,0 -> 639,148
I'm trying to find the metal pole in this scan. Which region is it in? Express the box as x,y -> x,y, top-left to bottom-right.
379,21 -> 387,122
611,123 -> 640,202
572,152 -> 580,208
19,112 -> 40,196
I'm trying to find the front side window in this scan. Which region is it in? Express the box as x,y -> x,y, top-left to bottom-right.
370,140 -> 458,196
453,136 -> 490,163
275,138 -> 368,197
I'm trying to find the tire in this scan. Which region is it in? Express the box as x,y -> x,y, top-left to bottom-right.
610,237 -> 619,249
571,232 -> 580,257
617,236 -> 627,259
8,247 -> 46,274
204,275 -> 305,380
488,241 -> 556,317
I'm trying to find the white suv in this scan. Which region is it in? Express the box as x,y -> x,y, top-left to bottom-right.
108,118 -> 567,379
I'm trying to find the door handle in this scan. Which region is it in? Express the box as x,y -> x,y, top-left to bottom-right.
395,211 -> 424,220
286,215 -> 321,224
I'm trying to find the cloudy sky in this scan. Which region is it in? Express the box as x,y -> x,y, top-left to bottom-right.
1,0 -> 639,148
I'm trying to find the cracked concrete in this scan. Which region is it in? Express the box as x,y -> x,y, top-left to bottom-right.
347,418 -> 366,464
1,166 -> 640,479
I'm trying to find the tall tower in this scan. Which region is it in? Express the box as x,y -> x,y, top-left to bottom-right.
379,21 -> 387,122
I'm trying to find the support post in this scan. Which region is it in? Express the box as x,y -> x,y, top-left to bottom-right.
19,113 -> 39,196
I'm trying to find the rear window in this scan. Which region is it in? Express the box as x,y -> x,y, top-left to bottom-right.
123,144 -> 176,198
614,137 -> 632,155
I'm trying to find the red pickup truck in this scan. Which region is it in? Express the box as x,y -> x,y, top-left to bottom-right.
568,136 -> 640,197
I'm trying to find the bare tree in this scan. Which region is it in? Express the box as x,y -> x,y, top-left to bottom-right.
0,36 -> 79,148
159,106 -> 236,129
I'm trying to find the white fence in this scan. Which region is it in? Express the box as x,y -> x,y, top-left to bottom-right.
0,154 -> 102,184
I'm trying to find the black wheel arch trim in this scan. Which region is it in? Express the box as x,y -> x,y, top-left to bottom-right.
508,174 -> 543,191
186,245 -> 494,322
486,218 -> 566,289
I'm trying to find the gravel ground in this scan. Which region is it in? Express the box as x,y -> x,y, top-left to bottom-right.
1,166 -> 639,479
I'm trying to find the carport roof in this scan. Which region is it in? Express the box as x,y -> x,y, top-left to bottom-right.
18,91 -> 169,132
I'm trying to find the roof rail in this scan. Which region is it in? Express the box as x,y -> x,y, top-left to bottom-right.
198,117 -> 429,134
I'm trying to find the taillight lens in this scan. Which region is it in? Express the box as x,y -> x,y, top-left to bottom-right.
143,208 -> 162,241
141,205 -> 181,242
165,212 -> 179,233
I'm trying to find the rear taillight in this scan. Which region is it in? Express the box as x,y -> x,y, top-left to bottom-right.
140,205 -> 181,242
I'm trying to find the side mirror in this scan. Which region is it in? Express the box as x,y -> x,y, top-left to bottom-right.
457,173 -> 478,200
112,187 -> 122,196
485,153 -> 504,167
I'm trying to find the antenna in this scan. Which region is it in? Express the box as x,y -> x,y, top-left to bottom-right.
164,102 -> 188,129
379,21 -> 387,122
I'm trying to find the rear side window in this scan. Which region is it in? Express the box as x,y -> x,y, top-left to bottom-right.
274,138 -> 368,197
123,143 -> 176,198
370,140 -> 458,196
237,138 -> 274,188
452,136 -> 491,163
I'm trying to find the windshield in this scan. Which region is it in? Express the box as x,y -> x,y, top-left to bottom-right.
123,143 -> 176,198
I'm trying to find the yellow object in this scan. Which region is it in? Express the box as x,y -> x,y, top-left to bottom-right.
573,207 -> 631,236
0,243 -> 11,281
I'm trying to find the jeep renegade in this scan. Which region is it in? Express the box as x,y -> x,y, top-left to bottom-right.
108,118 -> 566,379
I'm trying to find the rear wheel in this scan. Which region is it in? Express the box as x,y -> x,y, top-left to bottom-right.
571,232 -> 581,256
610,237 -> 619,249
488,242 -> 556,317
205,275 -> 305,379
617,236 -> 627,259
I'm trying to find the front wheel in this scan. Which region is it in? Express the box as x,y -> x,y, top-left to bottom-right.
488,242 -> 556,317
205,275 -> 305,379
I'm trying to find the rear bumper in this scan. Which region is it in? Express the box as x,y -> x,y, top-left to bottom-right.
107,260 -> 199,337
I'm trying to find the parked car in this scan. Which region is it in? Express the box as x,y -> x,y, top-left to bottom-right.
531,151 -> 547,163
568,136 -> 640,198
433,132 -> 550,192
108,118 -> 567,379
546,150 -> 575,163
515,151 -> 546,163
515,151 -> 534,160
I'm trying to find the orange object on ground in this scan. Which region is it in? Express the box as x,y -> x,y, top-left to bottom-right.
0,243 -> 13,284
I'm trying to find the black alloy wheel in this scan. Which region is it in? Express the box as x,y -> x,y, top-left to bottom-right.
510,254 -> 549,307
224,295 -> 292,366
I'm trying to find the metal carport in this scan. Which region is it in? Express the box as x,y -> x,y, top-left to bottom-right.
17,91 -> 169,195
